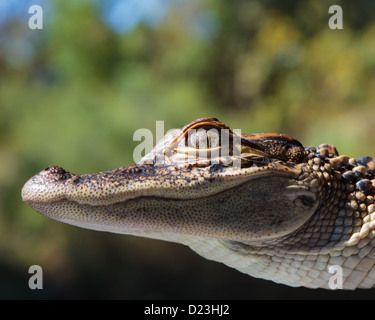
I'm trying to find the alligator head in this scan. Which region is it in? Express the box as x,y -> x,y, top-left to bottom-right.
22,118 -> 375,289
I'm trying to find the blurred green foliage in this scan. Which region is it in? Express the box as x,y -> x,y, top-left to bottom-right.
1,0 -> 375,299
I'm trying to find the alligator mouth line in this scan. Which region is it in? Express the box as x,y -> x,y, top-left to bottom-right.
25,165 -> 313,244
22,163 -> 299,207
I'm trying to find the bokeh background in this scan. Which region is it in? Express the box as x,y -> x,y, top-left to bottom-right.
1,0 -> 375,299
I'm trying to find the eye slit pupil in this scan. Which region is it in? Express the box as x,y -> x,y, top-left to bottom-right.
187,128 -> 220,149
188,129 -> 203,148
207,129 -> 220,148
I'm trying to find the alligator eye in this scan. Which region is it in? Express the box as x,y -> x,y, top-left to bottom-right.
187,128 -> 220,149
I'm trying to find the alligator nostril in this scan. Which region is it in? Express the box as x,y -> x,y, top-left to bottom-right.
44,166 -> 72,180
47,165 -> 66,174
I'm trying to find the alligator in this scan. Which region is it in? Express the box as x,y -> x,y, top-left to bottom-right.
21,118 -> 375,289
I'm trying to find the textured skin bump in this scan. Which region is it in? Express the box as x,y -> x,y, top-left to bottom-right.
22,118 -> 375,289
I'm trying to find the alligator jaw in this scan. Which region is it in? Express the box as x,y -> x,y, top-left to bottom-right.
21,118 -> 317,242
21,160 -> 317,243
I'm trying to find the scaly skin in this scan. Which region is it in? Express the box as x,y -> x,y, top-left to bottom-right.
21,118 -> 375,289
